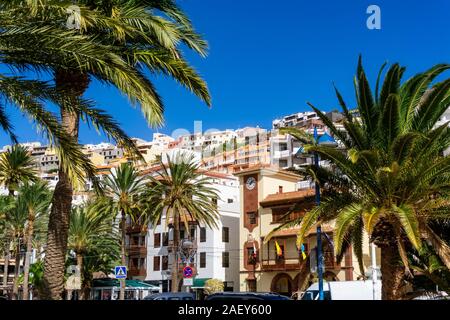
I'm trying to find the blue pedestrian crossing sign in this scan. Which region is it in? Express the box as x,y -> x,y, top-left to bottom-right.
115,266 -> 127,279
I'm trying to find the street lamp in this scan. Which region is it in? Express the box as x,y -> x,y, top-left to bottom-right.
313,127 -> 338,300
179,238 -> 196,292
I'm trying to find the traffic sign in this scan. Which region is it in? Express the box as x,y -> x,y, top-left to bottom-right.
183,266 -> 193,278
114,266 -> 127,279
183,278 -> 193,286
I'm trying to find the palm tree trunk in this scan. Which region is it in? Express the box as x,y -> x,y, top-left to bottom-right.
119,211 -> 126,300
76,253 -> 84,300
380,245 -> 404,300
12,237 -> 21,300
22,217 -> 35,300
2,240 -> 11,296
170,215 -> 180,293
42,69 -> 89,300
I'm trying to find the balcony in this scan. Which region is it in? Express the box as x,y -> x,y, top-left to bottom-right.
127,244 -> 147,256
261,250 -> 335,272
128,267 -> 146,277
273,150 -> 291,159
261,257 -> 303,272
126,224 -> 148,234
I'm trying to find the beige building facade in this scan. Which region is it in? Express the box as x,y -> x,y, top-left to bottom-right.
234,165 -> 379,297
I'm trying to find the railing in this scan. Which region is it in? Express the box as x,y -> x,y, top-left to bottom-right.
128,267 -> 146,277
126,225 -> 148,233
261,256 -> 302,271
261,250 -> 335,271
273,150 -> 291,159
127,244 -> 147,256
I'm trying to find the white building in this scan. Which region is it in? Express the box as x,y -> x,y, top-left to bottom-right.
142,173 -> 240,293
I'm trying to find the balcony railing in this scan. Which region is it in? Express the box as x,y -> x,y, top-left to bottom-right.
261,257 -> 303,271
126,224 -> 148,234
127,244 -> 147,256
261,250 -> 335,272
128,267 -> 146,277
273,150 -> 291,159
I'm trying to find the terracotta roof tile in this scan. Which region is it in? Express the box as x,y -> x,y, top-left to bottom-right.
260,189 -> 315,207
266,225 -> 334,239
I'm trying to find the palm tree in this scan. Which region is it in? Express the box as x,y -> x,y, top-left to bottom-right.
0,1 -> 210,299
0,195 -> 15,296
141,152 -> 220,292
68,203 -> 119,299
19,181 -> 52,300
5,197 -> 27,299
0,145 -> 38,196
99,163 -> 146,300
267,57 -> 450,299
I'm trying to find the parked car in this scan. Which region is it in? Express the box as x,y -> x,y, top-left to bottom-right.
205,292 -> 292,300
298,280 -> 382,300
143,292 -> 196,300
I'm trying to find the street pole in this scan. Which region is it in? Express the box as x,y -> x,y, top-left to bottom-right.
313,127 -> 324,301
371,243 -> 377,300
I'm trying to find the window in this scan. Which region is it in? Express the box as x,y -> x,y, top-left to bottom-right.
200,252 -> 206,268
180,229 -> 185,240
222,227 -> 229,243
154,233 -> 161,248
189,226 -> 196,239
279,159 -> 288,168
162,256 -> 168,270
247,212 -> 257,225
247,246 -> 258,265
140,258 -> 146,269
132,258 -> 139,268
227,198 -> 233,203
200,227 -> 206,242
162,232 -> 169,246
222,252 -> 229,268
153,256 -> 161,271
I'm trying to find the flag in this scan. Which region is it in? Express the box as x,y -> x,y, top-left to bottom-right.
323,232 -> 334,250
275,240 -> 283,257
301,244 -> 307,260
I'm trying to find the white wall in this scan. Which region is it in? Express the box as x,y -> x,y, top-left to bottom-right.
145,176 -> 240,291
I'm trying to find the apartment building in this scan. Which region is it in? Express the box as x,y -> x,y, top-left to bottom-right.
270,111 -> 345,169
200,127 -> 271,174
135,171 -> 240,293
234,165 -> 377,297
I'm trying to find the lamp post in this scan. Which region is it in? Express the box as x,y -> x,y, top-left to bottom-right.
180,239 -> 196,292
313,127 -> 324,300
313,127 -> 338,300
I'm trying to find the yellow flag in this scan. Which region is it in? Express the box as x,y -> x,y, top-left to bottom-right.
275,240 -> 282,256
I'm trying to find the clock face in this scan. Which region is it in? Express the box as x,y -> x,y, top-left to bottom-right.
245,177 -> 256,190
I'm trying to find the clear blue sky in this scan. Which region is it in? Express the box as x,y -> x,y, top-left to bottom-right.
1,0 -> 450,146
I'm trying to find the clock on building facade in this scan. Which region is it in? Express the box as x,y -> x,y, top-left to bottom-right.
245,176 -> 256,190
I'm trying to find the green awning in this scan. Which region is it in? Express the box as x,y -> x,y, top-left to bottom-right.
191,278 -> 211,288
92,279 -> 159,290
